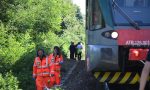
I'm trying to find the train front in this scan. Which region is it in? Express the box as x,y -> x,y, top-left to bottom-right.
86,0 -> 150,84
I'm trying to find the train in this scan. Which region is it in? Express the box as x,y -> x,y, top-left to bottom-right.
86,0 -> 150,84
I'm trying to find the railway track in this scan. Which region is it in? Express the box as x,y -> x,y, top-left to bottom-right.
60,60 -> 150,90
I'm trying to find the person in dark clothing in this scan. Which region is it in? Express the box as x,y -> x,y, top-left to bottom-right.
69,42 -> 76,59
74,43 -> 78,60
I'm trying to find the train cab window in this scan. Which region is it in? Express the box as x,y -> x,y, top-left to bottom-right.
125,0 -> 147,7
113,0 -> 150,26
89,0 -> 104,30
125,0 -> 136,7
133,0 -> 145,7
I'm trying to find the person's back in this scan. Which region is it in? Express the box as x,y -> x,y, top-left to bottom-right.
77,44 -> 82,49
69,42 -> 76,59
76,42 -> 83,60
69,44 -> 76,53
75,44 -> 78,60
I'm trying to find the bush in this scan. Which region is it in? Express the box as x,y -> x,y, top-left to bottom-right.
0,72 -> 20,90
0,0 -> 85,89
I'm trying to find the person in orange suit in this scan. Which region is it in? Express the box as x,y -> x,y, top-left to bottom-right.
54,46 -> 63,85
49,55 -> 56,87
49,46 -> 63,86
33,49 -> 51,90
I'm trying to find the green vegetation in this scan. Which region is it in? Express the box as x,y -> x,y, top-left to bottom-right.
0,0 -> 85,89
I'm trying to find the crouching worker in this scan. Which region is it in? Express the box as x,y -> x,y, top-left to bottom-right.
33,49 -> 51,90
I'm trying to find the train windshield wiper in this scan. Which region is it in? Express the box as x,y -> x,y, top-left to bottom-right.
112,1 -> 140,30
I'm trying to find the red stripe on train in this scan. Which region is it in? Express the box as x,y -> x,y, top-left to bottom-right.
117,30 -> 150,46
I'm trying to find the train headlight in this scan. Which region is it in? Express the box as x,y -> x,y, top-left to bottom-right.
111,32 -> 118,39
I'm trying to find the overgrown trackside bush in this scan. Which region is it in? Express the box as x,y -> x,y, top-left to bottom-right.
0,72 -> 19,90
0,0 -> 85,89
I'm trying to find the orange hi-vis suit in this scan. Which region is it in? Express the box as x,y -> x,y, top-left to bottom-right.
55,54 -> 63,85
33,56 -> 51,90
49,55 -> 56,87
49,54 -> 63,85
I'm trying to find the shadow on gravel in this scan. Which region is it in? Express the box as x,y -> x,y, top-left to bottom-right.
62,60 -> 102,90
61,59 -> 146,90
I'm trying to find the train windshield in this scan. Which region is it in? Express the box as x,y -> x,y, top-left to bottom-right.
113,0 -> 150,26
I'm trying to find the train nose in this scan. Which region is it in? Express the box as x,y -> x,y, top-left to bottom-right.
86,45 -> 119,72
86,56 -> 98,72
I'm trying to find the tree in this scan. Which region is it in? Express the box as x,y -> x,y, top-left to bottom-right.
0,0 -> 85,89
